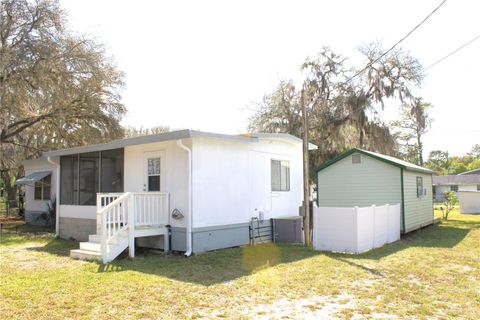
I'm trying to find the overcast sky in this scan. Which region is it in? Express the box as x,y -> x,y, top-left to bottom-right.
61,0 -> 479,157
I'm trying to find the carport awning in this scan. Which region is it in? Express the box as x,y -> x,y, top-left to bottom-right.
15,171 -> 52,185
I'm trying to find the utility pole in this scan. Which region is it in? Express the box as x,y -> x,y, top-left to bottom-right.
301,88 -> 311,246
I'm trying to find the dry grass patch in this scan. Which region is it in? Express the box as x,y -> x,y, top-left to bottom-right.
1,209 -> 479,319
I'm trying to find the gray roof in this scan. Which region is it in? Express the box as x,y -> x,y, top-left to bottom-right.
433,174 -> 480,185
457,168 -> 480,175
43,129 -> 317,157
15,171 -> 52,186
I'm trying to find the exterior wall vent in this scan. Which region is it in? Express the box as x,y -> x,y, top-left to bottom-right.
352,154 -> 361,164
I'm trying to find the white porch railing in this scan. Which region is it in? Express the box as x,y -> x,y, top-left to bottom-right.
96,193 -> 124,234
96,192 -> 170,263
132,192 -> 170,226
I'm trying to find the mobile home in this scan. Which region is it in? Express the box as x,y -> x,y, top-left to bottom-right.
18,130 -> 316,262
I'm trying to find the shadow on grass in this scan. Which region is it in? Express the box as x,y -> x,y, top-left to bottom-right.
96,243 -> 317,286
0,223 -> 56,245
13,218 -> 478,286
26,238 -> 77,256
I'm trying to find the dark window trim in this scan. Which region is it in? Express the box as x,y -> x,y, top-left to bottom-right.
34,175 -> 51,201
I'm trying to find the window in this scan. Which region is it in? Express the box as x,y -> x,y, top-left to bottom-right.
147,157 -> 161,191
60,149 -> 124,205
416,176 -> 423,198
352,154 -> 361,164
34,175 -> 51,201
271,160 -> 290,191
450,185 -> 458,192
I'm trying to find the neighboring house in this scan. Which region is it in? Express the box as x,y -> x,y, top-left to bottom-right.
18,129 -> 316,262
316,148 -> 434,234
432,174 -> 480,201
457,168 -> 480,175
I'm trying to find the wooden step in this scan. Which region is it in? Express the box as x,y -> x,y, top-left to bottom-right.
79,241 -> 101,252
70,249 -> 102,261
88,234 -> 101,243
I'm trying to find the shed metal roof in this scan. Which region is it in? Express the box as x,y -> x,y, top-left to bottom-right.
316,148 -> 434,175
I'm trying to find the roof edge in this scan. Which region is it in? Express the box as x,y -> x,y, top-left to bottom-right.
315,148 -> 433,174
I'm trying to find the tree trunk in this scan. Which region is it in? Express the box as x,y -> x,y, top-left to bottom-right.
416,128 -> 424,166
1,170 -> 19,212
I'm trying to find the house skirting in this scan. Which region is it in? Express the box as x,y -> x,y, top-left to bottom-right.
25,210 -> 52,226
59,217 -> 96,241
58,219 -> 270,253
169,221 -> 271,253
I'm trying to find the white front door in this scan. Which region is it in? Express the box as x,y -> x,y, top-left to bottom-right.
143,151 -> 165,192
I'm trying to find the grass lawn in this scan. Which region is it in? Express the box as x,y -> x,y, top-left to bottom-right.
1,209 -> 479,319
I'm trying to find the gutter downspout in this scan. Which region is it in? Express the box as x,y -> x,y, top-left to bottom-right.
176,139 -> 193,256
47,156 -> 60,238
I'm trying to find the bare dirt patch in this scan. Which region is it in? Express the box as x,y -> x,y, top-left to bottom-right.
241,294 -> 357,319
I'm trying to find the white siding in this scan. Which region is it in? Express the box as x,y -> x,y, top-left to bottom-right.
124,140 -> 189,228
459,184 -> 478,191
22,158 -> 58,213
434,185 -> 450,201
192,136 -> 303,228
317,153 -> 402,208
403,171 -> 434,232
458,191 -> 480,214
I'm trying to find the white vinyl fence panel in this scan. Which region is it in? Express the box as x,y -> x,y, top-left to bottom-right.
458,191 -> 480,214
313,203 -> 401,253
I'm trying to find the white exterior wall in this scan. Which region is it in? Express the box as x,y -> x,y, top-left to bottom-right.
124,140 -> 189,229
317,153 -> 402,208
459,184 -> 478,191
458,191 -> 480,214
403,171 -> 434,232
434,185 -> 450,197
434,184 -> 478,201
22,158 -> 58,213
191,136 -> 303,228
59,205 -> 97,219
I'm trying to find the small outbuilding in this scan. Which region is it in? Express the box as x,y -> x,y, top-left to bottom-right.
316,148 -> 434,233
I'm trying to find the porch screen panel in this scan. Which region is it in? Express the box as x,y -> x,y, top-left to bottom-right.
60,149 -> 124,205
60,155 -> 76,205
79,152 -> 99,205
100,149 -> 124,193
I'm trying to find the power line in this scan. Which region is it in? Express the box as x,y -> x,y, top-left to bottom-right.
343,0 -> 447,85
426,34 -> 480,70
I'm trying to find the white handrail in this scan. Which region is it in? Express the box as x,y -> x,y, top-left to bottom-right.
100,192 -> 131,262
97,191 -> 170,263
98,192 -> 130,215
